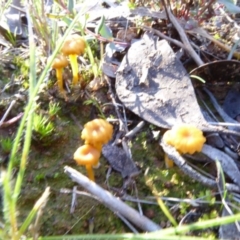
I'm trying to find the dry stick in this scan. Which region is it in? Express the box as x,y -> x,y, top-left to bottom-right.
187,27 -> 240,59
105,76 -> 134,162
61,188 -> 139,233
209,122 -> 240,128
202,126 -> 240,137
160,141 -> 240,193
0,112 -> 23,128
0,100 -> 16,126
143,26 -> 185,50
166,7 -> 204,67
217,0 -> 240,62
64,166 -> 161,232
203,87 -> 238,125
202,144 -> 240,189
70,186 -> 78,214
125,121 -> 145,139
105,82 -> 144,213
216,163 -> 240,232
197,0 -> 215,19
115,212 -> 139,234
202,87 -> 240,134
9,0 -> 25,13
105,77 -> 128,133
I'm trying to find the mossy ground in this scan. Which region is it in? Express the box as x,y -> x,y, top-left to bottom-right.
0,34 -> 220,240
8,108 -> 219,237
0,83 -> 220,237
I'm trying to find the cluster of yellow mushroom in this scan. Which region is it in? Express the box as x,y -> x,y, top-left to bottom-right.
51,34 -> 86,92
73,119 -> 113,181
163,124 -> 206,167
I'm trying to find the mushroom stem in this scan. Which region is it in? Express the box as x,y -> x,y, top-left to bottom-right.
55,68 -> 64,92
164,154 -> 174,168
69,54 -> 79,85
85,165 -> 95,181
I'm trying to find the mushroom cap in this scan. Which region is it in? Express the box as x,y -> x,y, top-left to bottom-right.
73,145 -> 100,166
84,141 -> 103,152
81,119 -> 113,145
163,124 -> 206,154
61,35 -> 86,56
52,54 -> 69,69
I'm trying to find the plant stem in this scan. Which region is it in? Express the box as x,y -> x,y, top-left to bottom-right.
56,68 -> 64,91
16,187 -> 50,239
69,54 -> 79,85
78,23 -> 99,78
86,165 -> 95,181
2,9 -> 85,238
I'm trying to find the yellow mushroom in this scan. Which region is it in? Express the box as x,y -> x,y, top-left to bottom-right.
73,144 -> 100,181
52,55 -> 68,92
81,119 -> 113,151
163,124 -> 206,154
162,124 -> 206,168
61,35 -> 86,86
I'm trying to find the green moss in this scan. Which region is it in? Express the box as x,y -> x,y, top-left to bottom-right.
13,108 -> 220,238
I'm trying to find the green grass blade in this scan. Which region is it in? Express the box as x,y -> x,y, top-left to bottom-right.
2,7 -> 88,238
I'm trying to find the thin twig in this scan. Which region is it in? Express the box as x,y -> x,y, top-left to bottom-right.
64,166 -> 161,232
143,26 -> 185,49
203,87 -> 239,130
187,27 -> 240,59
62,188 -> 240,212
105,76 -> 128,133
202,144 -> 240,189
115,212 -> 139,234
160,140 -> 240,192
196,89 -> 219,123
61,188 -> 139,233
209,122 -> 240,128
166,7 -> 204,66
125,121 -> 145,139
179,210 -> 199,226
105,76 -> 138,168
66,205 -> 95,235
70,186 -> 78,214
0,112 -> 23,128
70,113 -> 83,130
0,100 -> 16,126
201,124 -> 240,137
197,0 -> 215,19
133,181 -> 143,216
216,163 -> 240,233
